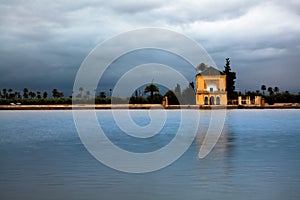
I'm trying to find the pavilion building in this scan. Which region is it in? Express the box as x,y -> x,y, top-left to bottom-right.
195,66 -> 227,105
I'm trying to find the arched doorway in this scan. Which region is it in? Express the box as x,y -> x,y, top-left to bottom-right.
210,96 -> 215,105
204,96 -> 208,105
216,96 -> 220,105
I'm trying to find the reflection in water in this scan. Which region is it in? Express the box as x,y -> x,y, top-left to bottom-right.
195,123 -> 236,186
0,110 -> 300,200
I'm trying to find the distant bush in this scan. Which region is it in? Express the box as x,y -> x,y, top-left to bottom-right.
129,96 -> 148,104
265,93 -> 300,104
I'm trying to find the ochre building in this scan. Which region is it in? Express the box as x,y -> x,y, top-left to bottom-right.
195,67 -> 227,105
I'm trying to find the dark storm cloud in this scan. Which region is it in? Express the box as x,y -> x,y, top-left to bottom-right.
0,0 -> 299,95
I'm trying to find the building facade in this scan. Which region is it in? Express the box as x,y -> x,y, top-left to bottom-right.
195,67 -> 227,105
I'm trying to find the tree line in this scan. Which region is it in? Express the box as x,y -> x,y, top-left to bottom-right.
0,88 -> 64,99
0,88 -> 67,105
1,57 -> 299,105
0,83 -> 195,105
129,82 -> 195,105
240,85 -> 300,104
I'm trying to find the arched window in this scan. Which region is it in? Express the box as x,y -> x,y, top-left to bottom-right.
204,96 -> 208,105
210,96 -> 215,105
216,96 -> 220,105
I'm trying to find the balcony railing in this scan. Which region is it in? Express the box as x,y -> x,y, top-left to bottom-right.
196,89 -> 227,94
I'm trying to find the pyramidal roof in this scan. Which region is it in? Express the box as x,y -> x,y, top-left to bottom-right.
196,66 -> 224,76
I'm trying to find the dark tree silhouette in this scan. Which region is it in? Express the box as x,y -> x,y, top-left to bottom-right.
2,88 -> 7,99
16,92 -> 21,99
223,58 -> 236,102
23,88 -> 29,99
164,90 -> 179,105
43,91 -> 48,98
8,89 -> 13,98
147,93 -> 163,104
77,87 -> 84,98
267,87 -> 274,95
99,92 -> 106,98
37,91 -> 41,99
189,82 -> 195,90
129,95 -> 147,104
58,92 -> 64,98
52,89 -> 62,98
85,90 -> 90,98
274,87 -> 279,94
29,91 -> 36,98
261,85 -> 266,95
144,84 -> 159,103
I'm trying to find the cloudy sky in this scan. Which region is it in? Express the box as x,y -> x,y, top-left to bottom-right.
0,0 -> 300,96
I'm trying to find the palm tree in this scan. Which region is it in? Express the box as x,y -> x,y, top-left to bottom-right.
8,88 -> 13,98
274,87 -> 279,94
144,84 -> 159,101
23,88 -> 29,99
2,88 -> 7,99
85,90 -> 90,98
37,91 -> 41,98
52,89 -> 58,98
29,91 -> 36,98
16,92 -> 21,99
261,85 -> 266,95
267,87 -> 274,96
43,91 -> 48,98
78,87 -> 84,98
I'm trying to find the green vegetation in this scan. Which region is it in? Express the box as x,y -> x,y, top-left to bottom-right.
164,90 -> 179,105
129,82 -> 195,105
143,84 -> 162,103
0,83 -> 195,105
242,85 -> 300,105
0,88 -> 68,105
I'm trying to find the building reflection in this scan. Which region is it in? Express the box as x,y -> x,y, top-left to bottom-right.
196,125 -> 235,156
195,125 -> 236,176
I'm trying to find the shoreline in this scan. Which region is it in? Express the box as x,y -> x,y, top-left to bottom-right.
1,103 -> 300,110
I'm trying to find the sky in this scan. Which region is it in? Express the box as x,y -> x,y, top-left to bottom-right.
0,0 -> 300,96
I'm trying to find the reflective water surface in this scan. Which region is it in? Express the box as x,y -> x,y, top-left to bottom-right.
0,110 -> 299,200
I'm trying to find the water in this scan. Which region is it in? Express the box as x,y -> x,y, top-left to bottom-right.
0,110 -> 300,200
